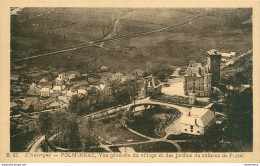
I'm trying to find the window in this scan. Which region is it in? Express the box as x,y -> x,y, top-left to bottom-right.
190,125 -> 193,129
185,129 -> 187,131
190,130 -> 193,132
197,131 -> 200,133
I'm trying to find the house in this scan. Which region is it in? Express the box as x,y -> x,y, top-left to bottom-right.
27,87 -> 41,96
66,90 -> 77,97
49,101 -> 63,109
21,105 -> 30,112
33,103 -> 45,112
11,74 -> 20,81
100,84 -> 112,95
53,85 -> 62,92
78,89 -> 87,95
24,97 -> 39,107
39,77 -> 48,84
180,107 -> 216,135
55,73 -> 65,85
40,88 -> 50,97
10,102 -> 18,109
38,82 -> 52,89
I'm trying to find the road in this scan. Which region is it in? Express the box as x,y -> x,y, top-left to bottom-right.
29,135 -> 45,152
12,10 -> 209,63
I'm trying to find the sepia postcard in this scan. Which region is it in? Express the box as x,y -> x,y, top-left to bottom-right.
0,0 -> 260,163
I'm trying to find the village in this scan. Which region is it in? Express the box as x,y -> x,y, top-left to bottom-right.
10,47 -> 253,153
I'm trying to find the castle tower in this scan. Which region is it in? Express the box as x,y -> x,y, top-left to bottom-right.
207,49 -> 221,87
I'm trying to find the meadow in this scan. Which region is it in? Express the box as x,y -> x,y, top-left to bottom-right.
11,8 -> 252,72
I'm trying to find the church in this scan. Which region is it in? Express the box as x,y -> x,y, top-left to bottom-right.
183,49 -> 221,97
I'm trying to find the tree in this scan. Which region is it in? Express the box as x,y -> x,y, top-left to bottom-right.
210,89 -> 220,105
110,81 -> 120,105
52,111 -> 69,145
233,72 -> 245,87
58,115 -> 81,149
68,95 -> 90,115
38,112 -> 53,139
157,71 -> 167,81
80,118 -> 99,151
68,95 -> 80,114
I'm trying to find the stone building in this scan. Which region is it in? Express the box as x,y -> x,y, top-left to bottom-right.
183,49 -> 221,97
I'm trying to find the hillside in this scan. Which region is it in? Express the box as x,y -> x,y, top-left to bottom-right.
11,8 -> 252,72
220,53 -> 252,86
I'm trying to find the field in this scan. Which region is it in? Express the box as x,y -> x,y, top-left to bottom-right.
11,8 -> 252,73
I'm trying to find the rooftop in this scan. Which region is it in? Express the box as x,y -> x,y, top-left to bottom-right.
190,107 -> 209,118
180,107 -> 215,127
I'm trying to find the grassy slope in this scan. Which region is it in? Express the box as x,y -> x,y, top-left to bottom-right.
11,8 -> 252,72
